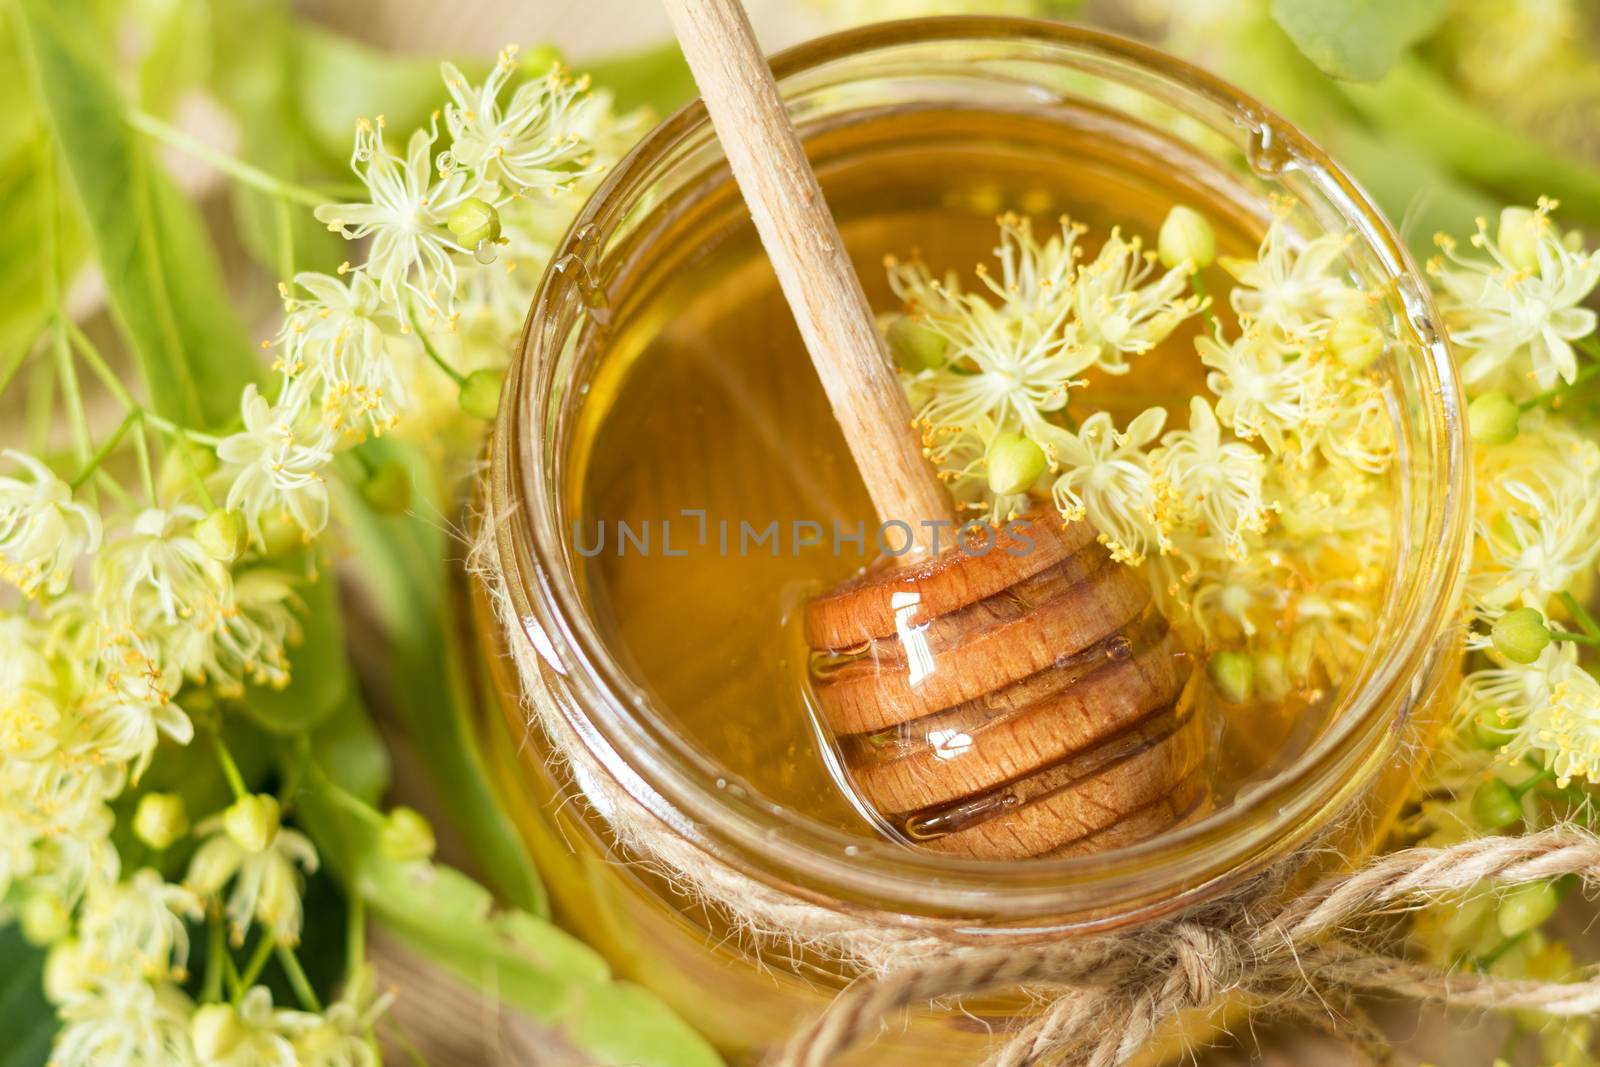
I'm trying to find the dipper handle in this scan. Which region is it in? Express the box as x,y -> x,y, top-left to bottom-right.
660,0 -> 957,550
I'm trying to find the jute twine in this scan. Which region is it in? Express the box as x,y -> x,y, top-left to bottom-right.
471,514 -> 1600,1067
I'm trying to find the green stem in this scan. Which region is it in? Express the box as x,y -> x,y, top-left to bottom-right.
1511,769 -> 1555,800
212,732 -> 248,800
223,943 -> 244,1001
1190,272 -> 1219,335
235,932 -> 276,996
70,409 -> 139,490
1560,591 -> 1600,642
1551,630 -> 1600,647
274,196 -> 296,283
63,318 -> 224,445
203,916 -> 226,1002
411,316 -> 466,387
133,418 -> 157,504
53,321 -> 92,465
346,894 -> 367,979
277,944 -> 323,1011
128,109 -> 329,209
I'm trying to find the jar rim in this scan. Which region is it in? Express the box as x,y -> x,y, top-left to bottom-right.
491,16 -> 1470,931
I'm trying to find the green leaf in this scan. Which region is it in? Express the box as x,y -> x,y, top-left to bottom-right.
583,41 -> 696,116
293,766 -> 723,1067
19,0 -> 260,430
334,441 -> 548,917
240,562 -> 351,735
1340,59 -> 1600,225
1270,0 -> 1448,83
291,26 -> 476,169
0,927 -> 54,1067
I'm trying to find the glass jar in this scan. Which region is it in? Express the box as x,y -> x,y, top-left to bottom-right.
474,17 -> 1469,1065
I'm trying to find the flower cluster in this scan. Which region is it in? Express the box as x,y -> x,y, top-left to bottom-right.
0,42 -> 636,1067
887,205 -> 1394,694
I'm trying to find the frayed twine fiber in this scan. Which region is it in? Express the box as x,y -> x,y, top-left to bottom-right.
472,512 -> 1600,1067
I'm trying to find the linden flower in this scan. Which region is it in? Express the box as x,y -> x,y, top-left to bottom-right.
919,418 -> 1032,522
1519,644 -> 1600,787
76,634 -> 190,782
439,48 -> 600,193
1049,407 -> 1165,564
1199,330 -> 1332,455
315,118 -> 476,321
196,987 -> 312,1067
281,965 -> 392,1067
974,214 -> 1083,320
1185,553 -> 1290,646
278,272 -> 406,439
1284,582 -> 1372,683
906,295 -> 1093,440
76,870 -> 201,982
1469,412 -> 1600,612
0,450 -> 101,597
186,801 -> 319,946
218,383 -> 337,546
95,507 -> 230,631
1220,223 -> 1361,341
51,978 -> 198,1067
1071,229 -> 1198,374
1430,200 -> 1600,394
2,682 -> 60,762
189,571 -> 302,695
1151,396 -> 1272,561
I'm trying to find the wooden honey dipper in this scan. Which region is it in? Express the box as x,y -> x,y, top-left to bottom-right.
662,0 -> 1207,859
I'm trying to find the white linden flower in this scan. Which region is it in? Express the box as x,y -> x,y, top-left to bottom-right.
1048,407 -> 1165,564
1430,200 -> 1600,394
1314,379 -> 1394,475
0,450 -> 101,597
1151,396 -> 1272,560
51,979 -> 197,1067
281,966 -> 392,1067
77,870 -> 202,982
973,214 -> 1083,321
1185,554 -> 1289,647
186,811 -> 319,946
905,294 -> 1094,440
1470,412 -> 1600,612
75,634 -> 190,782
190,570 -> 302,696
1517,642 -> 1600,786
1220,223 -> 1361,342
918,417 -> 1034,523
277,272 -> 406,440
95,508 -> 231,631
201,987 -> 312,1067
1200,330 -> 1333,456
439,48 -> 600,193
218,383 -> 337,546
315,118 -> 476,322
1284,582 -> 1372,683
1071,228 -> 1198,374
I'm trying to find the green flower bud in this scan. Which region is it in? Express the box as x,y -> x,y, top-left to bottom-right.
196,509 -> 249,563
521,44 -> 564,79
447,197 -> 502,250
986,432 -> 1048,496
133,792 -> 190,850
19,894 -> 71,947
1470,711 -> 1516,751
1497,207 -> 1541,273
886,315 -> 949,373
223,794 -> 281,854
1157,205 -> 1215,269
191,1003 -> 246,1060
1492,607 -> 1551,665
157,443 -> 218,503
1471,778 -> 1523,830
1497,881 -> 1560,938
459,368 -> 505,421
1254,650 -> 1291,703
379,806 -> 437,863
1206,650 -> 1254,704
1468,391 -> 1520,445
258,511 -> 304,559
361,460 -> 413,515
1328,316 -> 1384,371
